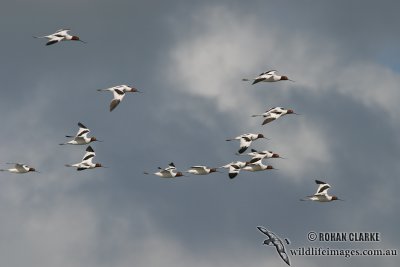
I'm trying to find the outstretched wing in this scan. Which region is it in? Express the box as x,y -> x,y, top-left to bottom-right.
110,89 -> 125,111
81,146 -> 96,163
75,122 -> 90,138
238,137 -> 252,154
315,180 -> 330,195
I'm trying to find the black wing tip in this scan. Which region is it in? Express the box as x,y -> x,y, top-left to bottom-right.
238,147 -> 247,154
86,146 -> 94,152
78,122 -> 87,128
315,179 -> 326,184
228,173 -> 238,179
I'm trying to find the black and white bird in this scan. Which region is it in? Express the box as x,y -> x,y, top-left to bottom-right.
242,159 -> 275,172
220,161 -> 247,179
252,107 -> 298,125
0,163 -> 39,174
65,146 -> 105,171
257,226 -> 291,266
97,85 -> 142,112
144,162 -> 184,178
186,166 -> 218,175
242,70 -> 293,85
33,29 -> 86,46
60,122 -> 100,145
226,133 -> 267,154
242,149 -> 283,162
301,180 -> 342,202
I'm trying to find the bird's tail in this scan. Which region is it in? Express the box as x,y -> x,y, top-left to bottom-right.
143,171 -> 150,175
32,35 -> 47,39
0,169 -> 6,171
65,164 -> 73,167
242,78 -> 251,82
251,114 -> 263,117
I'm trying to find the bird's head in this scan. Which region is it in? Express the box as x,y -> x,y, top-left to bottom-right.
272,153 -> 280,158
29,167 -> 36,172
209,168 -> 218,173
175,172 -> 184,177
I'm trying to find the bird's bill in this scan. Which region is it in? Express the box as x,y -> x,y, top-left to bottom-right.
288,79 -> 295,82
78,40 -> 87,43
242,78 -> 250,81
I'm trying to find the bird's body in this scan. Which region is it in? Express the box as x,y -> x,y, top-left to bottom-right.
0,163 -> 38,174
252,107 -> 297,125
34,29 -> 85,46
226,133 -> 267,154
144,162 -> 184,178
243,70 -> 293,85
65,146 -> 104,171
301,180 -> 342,202
244,149 -> 281,161
97,85 -> 141,112
186,165 -> 218,175
60,122 -> 99,145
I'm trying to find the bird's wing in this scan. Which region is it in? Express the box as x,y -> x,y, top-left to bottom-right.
190,166 -> 206,170
228,165 -> 241,179
81,146 -> 96,163
15,164 -> 27,172
164,162 -> 176,171
249,157 -> 263,164
238,137 -> 252,153
110,89 -> 125,111
265,70 -> 277,75
252,77 -> 266,85
46,36 -> 64,46
54,29 -> 71,36
257,226 -> 273,238
76,122 -> 90,137
315,180 -> 331,195
262,117 -> 276,125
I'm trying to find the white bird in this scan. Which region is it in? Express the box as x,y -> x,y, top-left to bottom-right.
186,166 -> 218,175
242,159 -> 275,172
0,163 -> 39,174
242,70 -> 293,84
60,122 -> 100,145
33,29 -> 86,46
301,180 -> 343,202
221,161 -> 247,179
97,85 -> 142,112
144,162 -> 184,178
65,146 -> 105,171
252,107 -> 299,125
226,133 -> 267,154
241,149 -> 284,165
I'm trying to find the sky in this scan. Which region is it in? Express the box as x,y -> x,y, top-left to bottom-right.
0,0 -> 399,266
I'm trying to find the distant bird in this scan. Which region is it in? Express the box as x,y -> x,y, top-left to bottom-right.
186,166 -> 218,175
0,163 -> 39,174
301,180 -> 343,202
97,85 -> 142,112
252,107 -> 299,125
242,149 -> 283,162
226,133 -> 267,154
65,146 -> 105,171
257,226 -> 291,266
60,122 -> 100,145
144,162 -> 184,178
220,161 -> 247,179
33,29 -> 86,46
242,70 -> 293,85
242,159 -> 275,172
